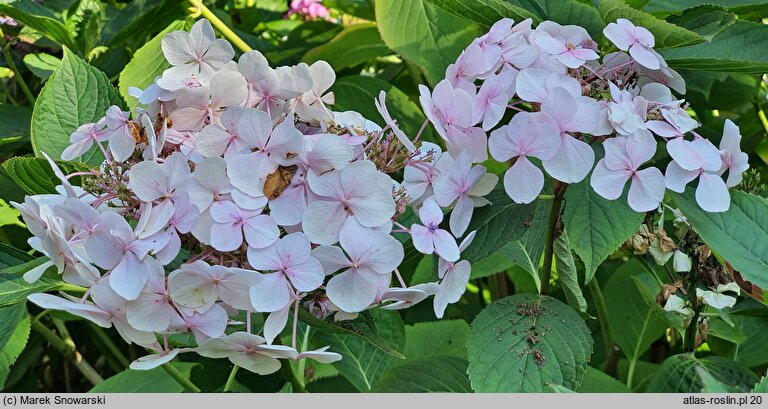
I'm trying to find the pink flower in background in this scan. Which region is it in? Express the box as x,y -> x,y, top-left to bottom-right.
286,0 -> 332,21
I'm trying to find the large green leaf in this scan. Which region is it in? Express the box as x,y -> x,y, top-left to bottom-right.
403,320 -> 469,359
563,180 -> 643,284
372,355 -> 471,392
467,293 -> 593,392
495,198 -> 550,288
0,304 -> 31,389
0,3 -> 78,50
603,269 -> 667,364
672,189 -> 768,291
331,75 -> 434,144
422,0 -> 538,26
119,20 -> 187,111
554,232 -> 587,313
265,21 -> 342,66
710,316 -> 768,368
659,21 -> 768,74
313,310 -> 405,391
644,0 -> 768,15
89,363 -> 198,392
0,258 -> 64,308
31,48 -> 123,165
462,186 -> 542,264
303,23 -> 390,71
665,5 -> 735,41
1,157 -> 88,195
647,354 -> 758,393
376,0 -> 482,85
599,0 -> 704,48
423,0 -> 604,39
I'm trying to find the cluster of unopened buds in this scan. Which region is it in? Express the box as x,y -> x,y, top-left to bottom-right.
15,16 -> 748,373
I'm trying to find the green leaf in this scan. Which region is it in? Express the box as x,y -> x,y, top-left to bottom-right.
603,269 -> 667,363
0,105 -> 32,141
576,367 -> 632,393
563,179 -> 643,284
647,354 -> 758,393
467,293 -> 593,392
265,21 -> 342,66
554,231 -> 587,313
495,198 -> 551,288
404,320 -> 469,359
22,53 -> 61,81
31,48 -> 123,165
0,199 -> 23,228
707,317 -> 746,344
672,188 -> 768,291
324,0 -> 375,20
697,367 -> 731,393
618,358 -> 659,392
659,21 -> 768,74
313,310 -> 405,391
0,3 -> 78,50
754,376 -> 768,393
0,243 -> 34,270
644,0 -> 768,15
462,186 -> 542,264
89,363 -> 198,392
0,258 -> 65,308
372,355 -> 471,392
0,304 -> 31,389
421,0 -> 538,26
331,75 -> 435,143
119,20 -> 188,112
599,0 -> 705,48
376,0 -> 482,85
297,309 -> 405,359
1,156 -> 88,195
539,0 -> 604,40
710,316 -> 768,368
100,0 -> 183,47
303,23 -> 390,71
665,5 -> 736,41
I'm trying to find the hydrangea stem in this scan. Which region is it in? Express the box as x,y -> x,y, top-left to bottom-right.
32,320 -> 104,386
0,27 -> 36,105
162,363 -> 202,393
89,324 -> 131,368
223,365 -> 240,392
539,181 -> 568,295
186,0 -> 252,53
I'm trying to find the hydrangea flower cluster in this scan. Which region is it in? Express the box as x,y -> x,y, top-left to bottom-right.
14,16 -> 749,375
14,19 -> 489,373
417,17 -> 748,213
